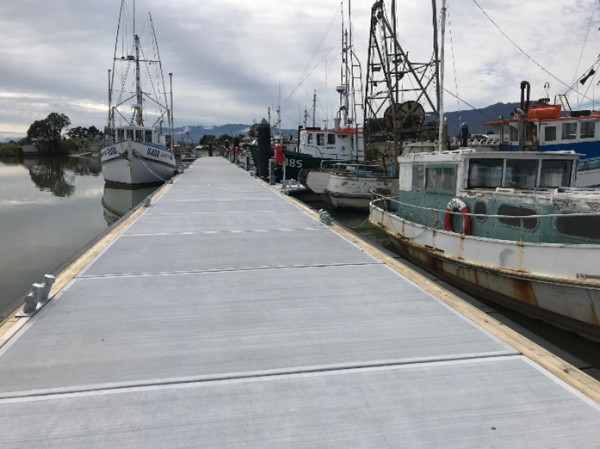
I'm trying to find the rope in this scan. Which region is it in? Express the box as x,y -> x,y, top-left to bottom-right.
373,194 -> 600,220
133,149 -> 172,183
345,214 -> 371,230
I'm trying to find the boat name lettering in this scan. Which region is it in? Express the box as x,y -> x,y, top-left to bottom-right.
285,159 -> 302,169
146,147 -> 161,157
101,146 -> 117,157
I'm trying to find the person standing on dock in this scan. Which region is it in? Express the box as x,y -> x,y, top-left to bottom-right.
274,143 -> 284,182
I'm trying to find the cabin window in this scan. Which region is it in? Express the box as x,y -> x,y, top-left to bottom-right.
561,122 -> 577,140
468,158 -> 503,188
473,202 -> 487,222
544,126 -> 557,142
126,129 -> 135,140
505,159 -> 538,188
316,133 -> 325,145
580,121 -> 595,139
497,205 -> 537,229
557,215 -> 600,239
116,129 -> 125,142
135,130 -> 143,142
540,159 -> 573,187
425,166 -> 455,191
412,164 -> 425,189
145,130 -> 153,143
327,134 -> 336,145
307,133 -> 314,144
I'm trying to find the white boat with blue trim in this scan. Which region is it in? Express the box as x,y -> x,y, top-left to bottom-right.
486,81 -> 600,187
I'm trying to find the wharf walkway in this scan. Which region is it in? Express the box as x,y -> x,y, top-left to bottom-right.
0,157 -> 599,447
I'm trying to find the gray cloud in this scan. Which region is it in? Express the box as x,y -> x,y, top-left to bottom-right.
0,0 -> 598,139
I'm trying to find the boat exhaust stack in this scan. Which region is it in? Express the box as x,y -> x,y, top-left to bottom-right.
520,81 -> 531,113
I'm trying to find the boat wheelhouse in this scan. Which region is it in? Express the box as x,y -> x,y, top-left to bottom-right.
295,126 -> 365,161
485,81 -> 600,186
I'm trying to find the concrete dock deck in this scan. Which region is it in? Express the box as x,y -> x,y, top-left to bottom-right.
1,157 -> 599,448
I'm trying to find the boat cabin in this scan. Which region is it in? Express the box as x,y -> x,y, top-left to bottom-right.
112,125 -> 167,147
399,150 -> 579,194
485,104 -> 600,161
392,150 -> 600,244
297,126 -> 364,160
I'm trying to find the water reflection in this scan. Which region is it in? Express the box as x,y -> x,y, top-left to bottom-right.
0,156 -> 106,316
23,156 -> 101,197
102,184 -> 158,225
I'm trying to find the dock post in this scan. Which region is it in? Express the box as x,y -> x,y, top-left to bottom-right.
257,119 -> 271,179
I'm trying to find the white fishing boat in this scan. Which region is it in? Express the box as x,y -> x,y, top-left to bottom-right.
100,0 -> 175,186
369,149 -> 600,342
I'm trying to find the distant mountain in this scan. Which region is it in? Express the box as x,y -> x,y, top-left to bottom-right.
0,136 -> 23,143
173,124 -> 298,144
444,102 -> 520,136
172,102 -> 521,143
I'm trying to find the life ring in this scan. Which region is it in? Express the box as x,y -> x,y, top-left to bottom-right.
443,198 -> 471,235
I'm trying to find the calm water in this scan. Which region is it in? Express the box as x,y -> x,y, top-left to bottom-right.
0,156 -> 157,317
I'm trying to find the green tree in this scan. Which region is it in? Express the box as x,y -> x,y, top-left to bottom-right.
199,134 -> 216,145
27,113 -> 71,155
248,123 -> 259,138
66,125 -> 102,140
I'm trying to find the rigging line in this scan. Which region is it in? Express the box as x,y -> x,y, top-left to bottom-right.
573,0 -> 599,87
446,2 -> 461,118
470,0 -> 572,92
280,7 -> 339,111
281,44 -> 338,109
289,9 -> 339,93
443,88 -> 501,122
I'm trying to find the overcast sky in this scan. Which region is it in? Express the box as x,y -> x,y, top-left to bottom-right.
0,0 -> 598,139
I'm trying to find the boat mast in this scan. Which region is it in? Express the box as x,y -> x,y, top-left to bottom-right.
337,1 -> 349,130
437,0 -> 446,151
347,0 -> 363,161
107,69 -> 113,138
169,72 -> 174,151
134,32 -> 143,126
131,0 -> 143,126
312,90 -> 317,127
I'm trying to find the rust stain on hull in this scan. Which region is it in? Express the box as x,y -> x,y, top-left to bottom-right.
385,234 -> 600,342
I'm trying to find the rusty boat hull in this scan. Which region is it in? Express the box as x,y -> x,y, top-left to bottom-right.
369,203 -> 600,342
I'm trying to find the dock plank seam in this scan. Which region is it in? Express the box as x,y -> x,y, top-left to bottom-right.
76,262 -> 385,279
0,352 -> 522,403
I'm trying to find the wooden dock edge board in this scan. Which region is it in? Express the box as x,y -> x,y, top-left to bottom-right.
0,178 -> 176,349
272,185 -> 600,404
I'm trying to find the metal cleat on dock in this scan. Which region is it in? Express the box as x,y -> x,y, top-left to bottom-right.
17,274 -> 55,317
319,209 -> 333,225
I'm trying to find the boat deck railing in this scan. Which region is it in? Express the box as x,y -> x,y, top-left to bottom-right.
370,192 -> 600,238
328,162 -> 395,178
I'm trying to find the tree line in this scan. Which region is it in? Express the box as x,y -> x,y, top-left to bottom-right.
0,112 -> 102,156
1,112 -> 257,157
